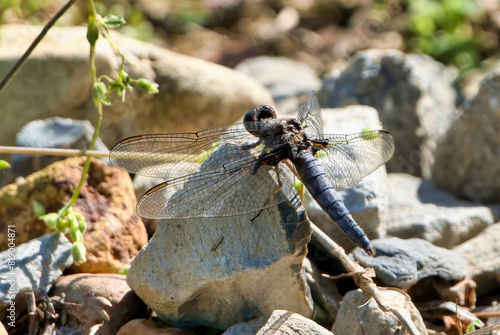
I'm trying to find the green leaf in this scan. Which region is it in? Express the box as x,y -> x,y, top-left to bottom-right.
75,213 -> 87,234
0,160 -> 11,170
70,228 -> 84,244
102,14 -> 126,28
87,18 -> 100,47
72,241 -> 87,265
31,200 -> 46,217
136,78 -> 159,94
122,264 -> 130,275
314,149 -> 327,159
39,213 -> 58,230
294,179 -> 302,195
93,81 -> 111,106
466,319 -> 484,333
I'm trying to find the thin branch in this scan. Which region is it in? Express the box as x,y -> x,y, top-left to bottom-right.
0,0 -> 79,95
311,222 -> 422,335
0,146 -> 109,158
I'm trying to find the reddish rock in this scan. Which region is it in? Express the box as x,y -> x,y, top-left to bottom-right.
0,157 -> 147,273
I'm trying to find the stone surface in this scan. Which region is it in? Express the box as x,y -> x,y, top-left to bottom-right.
331,289 -> 428,335
0,24 -> 274,155
454,222 -> 500,296
0,157 -> 148,273
0,25 -> 103,150
127,202 -> 313,330
223,310 -> 333,335
299,105 -> 389,253
1,117 -> 109,186
117,319 -> 197,335
303,258 -> 340,326
352,238 -> 468,289
387,173 -> 495,248
50,273 -> 145,335
432,70 -> 500,203
125,130 -> 314,329
0,233 -> 73,322
235,56 -> 321,113
319,49 -> 459,179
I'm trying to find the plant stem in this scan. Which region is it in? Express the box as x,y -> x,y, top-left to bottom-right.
0,146 -> 108,157
62,0 -> 104,211
0,0 -> 78,95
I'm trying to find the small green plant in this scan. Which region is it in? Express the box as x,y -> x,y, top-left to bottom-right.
407,0 -> 486,76
466,319 -> 484,333
0,0 -> 158,266
0,160 -> 11,170
37,205 -> 88,264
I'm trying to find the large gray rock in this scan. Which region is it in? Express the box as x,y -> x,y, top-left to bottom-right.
0,233 -> 73,322
125,141 -> 313,329
319,49 -> 459,179
387,173 -> 495,248
127,201 -> 313,330
301,105 -> 389,253
331,289 -> 428,335
432,70 -> 500,203
223,310 -> 333,335
0,24 -> 273,152
352,238 -> 469,289
352,225 -> 500,298
126,140 -> 314,329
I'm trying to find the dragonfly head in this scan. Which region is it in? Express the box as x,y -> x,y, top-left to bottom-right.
243,105 -> 278,136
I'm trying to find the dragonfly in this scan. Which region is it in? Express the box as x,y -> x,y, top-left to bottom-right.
110,92 -> 395,255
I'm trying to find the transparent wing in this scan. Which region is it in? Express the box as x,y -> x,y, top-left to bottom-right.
136,143 -> 297,219
298,91 -> 324,138
315,130 -> 395,191
109,123 -> 259,179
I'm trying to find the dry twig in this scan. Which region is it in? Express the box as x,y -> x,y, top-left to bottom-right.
311,222 -> 422,335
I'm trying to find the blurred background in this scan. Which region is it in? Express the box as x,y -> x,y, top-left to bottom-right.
1,0 -> 499,82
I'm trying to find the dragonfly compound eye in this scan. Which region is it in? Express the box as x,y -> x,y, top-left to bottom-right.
244,105 -> 278,136
244,105 -> 277,123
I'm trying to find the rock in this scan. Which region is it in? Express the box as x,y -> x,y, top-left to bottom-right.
459,55 -> 500,100
319,49 -> 459,179
125,137 -> 313,329
432,70 -> 500,203
0,24 -> 106,149
0,233 -> 73,323
387,173 -> 495,248
303,258 -> 341,326
235,56 -> 321,113
223,310 -> 333,335
454,223 -> 500,296
2,117 -> 109,185
50,273 -> 146,335
127,201 -> 313,329
352,238 -> 468,289
331,289 -> 428,335
300,105 -> 389,253
117,319 -> 196,335
0,24 -> 274,153
0,157 -> 148,273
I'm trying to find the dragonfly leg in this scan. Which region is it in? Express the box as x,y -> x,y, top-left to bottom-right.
259,165 -> 284,208
241,138 -> 263,150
